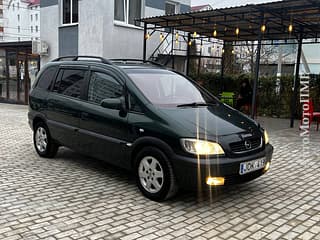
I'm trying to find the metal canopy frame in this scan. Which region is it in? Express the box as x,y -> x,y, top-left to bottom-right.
139,0 -> 320,126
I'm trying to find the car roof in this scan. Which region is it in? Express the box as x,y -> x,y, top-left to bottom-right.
115,64 -> 166,71
50,57 -> 166,68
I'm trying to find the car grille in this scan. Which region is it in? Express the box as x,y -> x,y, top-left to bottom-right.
230,137 -> 262,154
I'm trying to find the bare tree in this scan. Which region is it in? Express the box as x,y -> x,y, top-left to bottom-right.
236,41 -> 279,77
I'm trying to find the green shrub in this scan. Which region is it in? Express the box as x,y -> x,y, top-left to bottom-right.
189,73 -> 320,118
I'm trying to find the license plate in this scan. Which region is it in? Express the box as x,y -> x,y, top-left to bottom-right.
239,158 -> 266,175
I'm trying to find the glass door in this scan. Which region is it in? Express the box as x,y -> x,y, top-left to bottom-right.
18,59 -> 25,103
19,54 -> 39,104
7,51 -> 18,102
0,49 -> 6,99
2,49 -> 40,104
28,57 -> 39,89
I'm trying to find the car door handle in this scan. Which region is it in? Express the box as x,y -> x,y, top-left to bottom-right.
81,112 -> 90,120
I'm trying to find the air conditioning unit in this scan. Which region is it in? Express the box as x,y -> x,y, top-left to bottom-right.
32,41 -> 49,55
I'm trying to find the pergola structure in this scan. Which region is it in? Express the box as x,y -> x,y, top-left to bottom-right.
139,0 -> 320,127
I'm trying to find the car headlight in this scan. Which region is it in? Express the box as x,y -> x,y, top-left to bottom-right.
264,130 -> 269,144
180,139 -> 225,155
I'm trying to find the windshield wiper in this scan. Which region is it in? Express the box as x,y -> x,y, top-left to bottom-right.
177,102 -> 217,108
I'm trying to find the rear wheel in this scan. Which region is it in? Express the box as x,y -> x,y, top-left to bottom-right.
33,122 -> 58,158
135,147 -> 178,201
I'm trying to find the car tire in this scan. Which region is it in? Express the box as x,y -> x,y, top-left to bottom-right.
135,147 -> 178,201
33,122 -> 58,158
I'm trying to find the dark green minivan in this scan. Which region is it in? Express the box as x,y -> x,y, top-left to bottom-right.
28,56 -> 273,201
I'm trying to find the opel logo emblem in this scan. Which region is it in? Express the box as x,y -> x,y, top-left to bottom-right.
244,140 -> 252,150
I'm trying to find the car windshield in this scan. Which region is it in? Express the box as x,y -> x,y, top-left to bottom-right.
128,69 -> 217,107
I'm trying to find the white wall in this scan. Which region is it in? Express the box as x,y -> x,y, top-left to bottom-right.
105,24 -> 145,59
174,0 -> 191,6
78,0 -> 146,59
40,0 -> 191,64
40,4 -> 59,65
78,0 -> 106,56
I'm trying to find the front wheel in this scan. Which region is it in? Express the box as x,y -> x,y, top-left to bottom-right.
33,122 -> 58,158
135,147 -> 178,201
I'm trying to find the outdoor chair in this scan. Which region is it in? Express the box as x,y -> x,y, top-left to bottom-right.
300,99 -> 320,131
311,101 -> 320,131
220,92 -> 235,107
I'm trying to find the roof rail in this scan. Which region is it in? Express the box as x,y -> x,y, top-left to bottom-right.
110,59 -> 165,67
52,56 -> 113,64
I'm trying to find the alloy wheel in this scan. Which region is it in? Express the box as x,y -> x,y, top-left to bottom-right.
35,127 -> 48,153
138,156 -> 164,193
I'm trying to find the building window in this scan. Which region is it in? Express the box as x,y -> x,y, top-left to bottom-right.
17,14 -> 20,21
18,26 -> 20,33
35,14 -> 38,21
12,4 -> 15,10
165,2 -> 178,14
31,14 -> 33,21
114,0 -> 141,26
31,26 -> 33,33
35,26 -> 39,32
62,0 -> 79,24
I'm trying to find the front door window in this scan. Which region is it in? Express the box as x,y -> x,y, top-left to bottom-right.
88,71 -> 123,104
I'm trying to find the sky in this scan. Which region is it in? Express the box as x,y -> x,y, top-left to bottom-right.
191,0 -> 281,8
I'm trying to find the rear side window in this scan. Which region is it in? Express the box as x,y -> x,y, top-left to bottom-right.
53,69 -> 86,99
88,71 -> 122,104
36,67 -> 57,90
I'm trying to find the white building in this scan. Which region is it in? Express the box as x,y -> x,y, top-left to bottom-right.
1,0 -> 40,42
191,4 -> 213,12
40,0 -> 191,65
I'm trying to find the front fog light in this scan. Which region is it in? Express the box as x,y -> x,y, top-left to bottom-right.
206,177 -> 225,186
181,139 -> 225,155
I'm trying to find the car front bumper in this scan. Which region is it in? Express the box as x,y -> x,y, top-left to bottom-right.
171,144 -> 273,189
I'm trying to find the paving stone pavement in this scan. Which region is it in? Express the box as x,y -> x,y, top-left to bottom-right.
0,103 -> 319,240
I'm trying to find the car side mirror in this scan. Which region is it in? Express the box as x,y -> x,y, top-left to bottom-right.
101,97 -> 126,112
